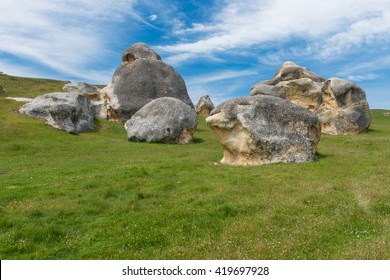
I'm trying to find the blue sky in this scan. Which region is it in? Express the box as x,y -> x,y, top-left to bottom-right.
1,0 -> 390,108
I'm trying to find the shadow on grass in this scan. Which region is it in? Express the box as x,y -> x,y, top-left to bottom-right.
366,128 -> 381,134
193,137 -> 205,144
317,152 -> 333,160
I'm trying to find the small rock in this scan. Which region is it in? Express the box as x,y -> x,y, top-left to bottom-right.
195,95 -> 215,117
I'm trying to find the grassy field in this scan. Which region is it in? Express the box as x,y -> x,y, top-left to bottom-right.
0,74 -> 389,259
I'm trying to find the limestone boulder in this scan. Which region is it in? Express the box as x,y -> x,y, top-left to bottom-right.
318,78 -> 371,135
63,82 -> 104,118
19,92 -> 96,133
98,42 -> 193,122
252,78 -> 323,111
63,82 -> 99,95
250,62 -> 371,135
259,61 -> 325,85
206,95 -> 321,165
125,97 -> 198,144
195,95 -> 215,117
121,42 -> 161,62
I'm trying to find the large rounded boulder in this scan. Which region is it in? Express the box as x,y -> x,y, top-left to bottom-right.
318,78 -> 371,135
124,97 -> 198,144
19,92 -> 96,133
98,42 -> 194,122
206,95 -> 321,165
250,62 -> 371,135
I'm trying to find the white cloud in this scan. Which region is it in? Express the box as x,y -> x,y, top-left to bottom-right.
337,55 -> 390,77
0,0 -> 142,83
257,53 -> 286,66
187,70 -> 258,86
316,11 -> 390,59
162,52 -> 226,67
0,59 -> 48,79
149,14 -> 158,21
158,0 -> 390,64
174,23 -> 217,35
185,69 -> 259,105
346,74 -> 382,82
187,80 -> 247,107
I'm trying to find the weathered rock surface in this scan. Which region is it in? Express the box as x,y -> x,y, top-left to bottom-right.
206,95 -> 321,165
318,78 -> 371,135
121,42 -> 161,62
125,97 -> 198,144
97,42 -> 193,122
250,61 -> 371,135
63,82 -> 103,117
63,82 -> 99,95
19,92 -> 96,133
195,95 -> 215,117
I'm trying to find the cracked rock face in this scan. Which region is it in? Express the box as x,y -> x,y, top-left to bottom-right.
206,95 -> 321,165
125,97 -> 198,144
19,92 -> 96,133
250,62 -> 371,135
97,42 -> 194,122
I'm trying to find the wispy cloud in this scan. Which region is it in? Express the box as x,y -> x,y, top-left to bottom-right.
0,0 -> 149,83
185,69 -> 259,105
337,55 -> 390,76
187,69 -> 258,85
174,23 -> 217,35
258,53 -> 287,66
0,59 -> 49,79
346,74 -> 382,82
158,0 -> 390,67
316,10 -> 390,59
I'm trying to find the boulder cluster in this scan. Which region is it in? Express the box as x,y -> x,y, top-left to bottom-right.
206,62 -> 370,165
250,62 -> 371,135
96,43 -> 194,122
20,43 -> 198,143
18,43 -> 371,165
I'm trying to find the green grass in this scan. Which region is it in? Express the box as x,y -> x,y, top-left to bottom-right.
0,74 -> 68,98
0,75 -> 389,259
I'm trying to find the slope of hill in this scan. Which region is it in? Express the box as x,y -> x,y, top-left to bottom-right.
0,74 -> 68,98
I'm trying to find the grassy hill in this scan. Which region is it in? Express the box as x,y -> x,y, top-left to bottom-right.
0,75 -> 389,259
0,74 -> 69,98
